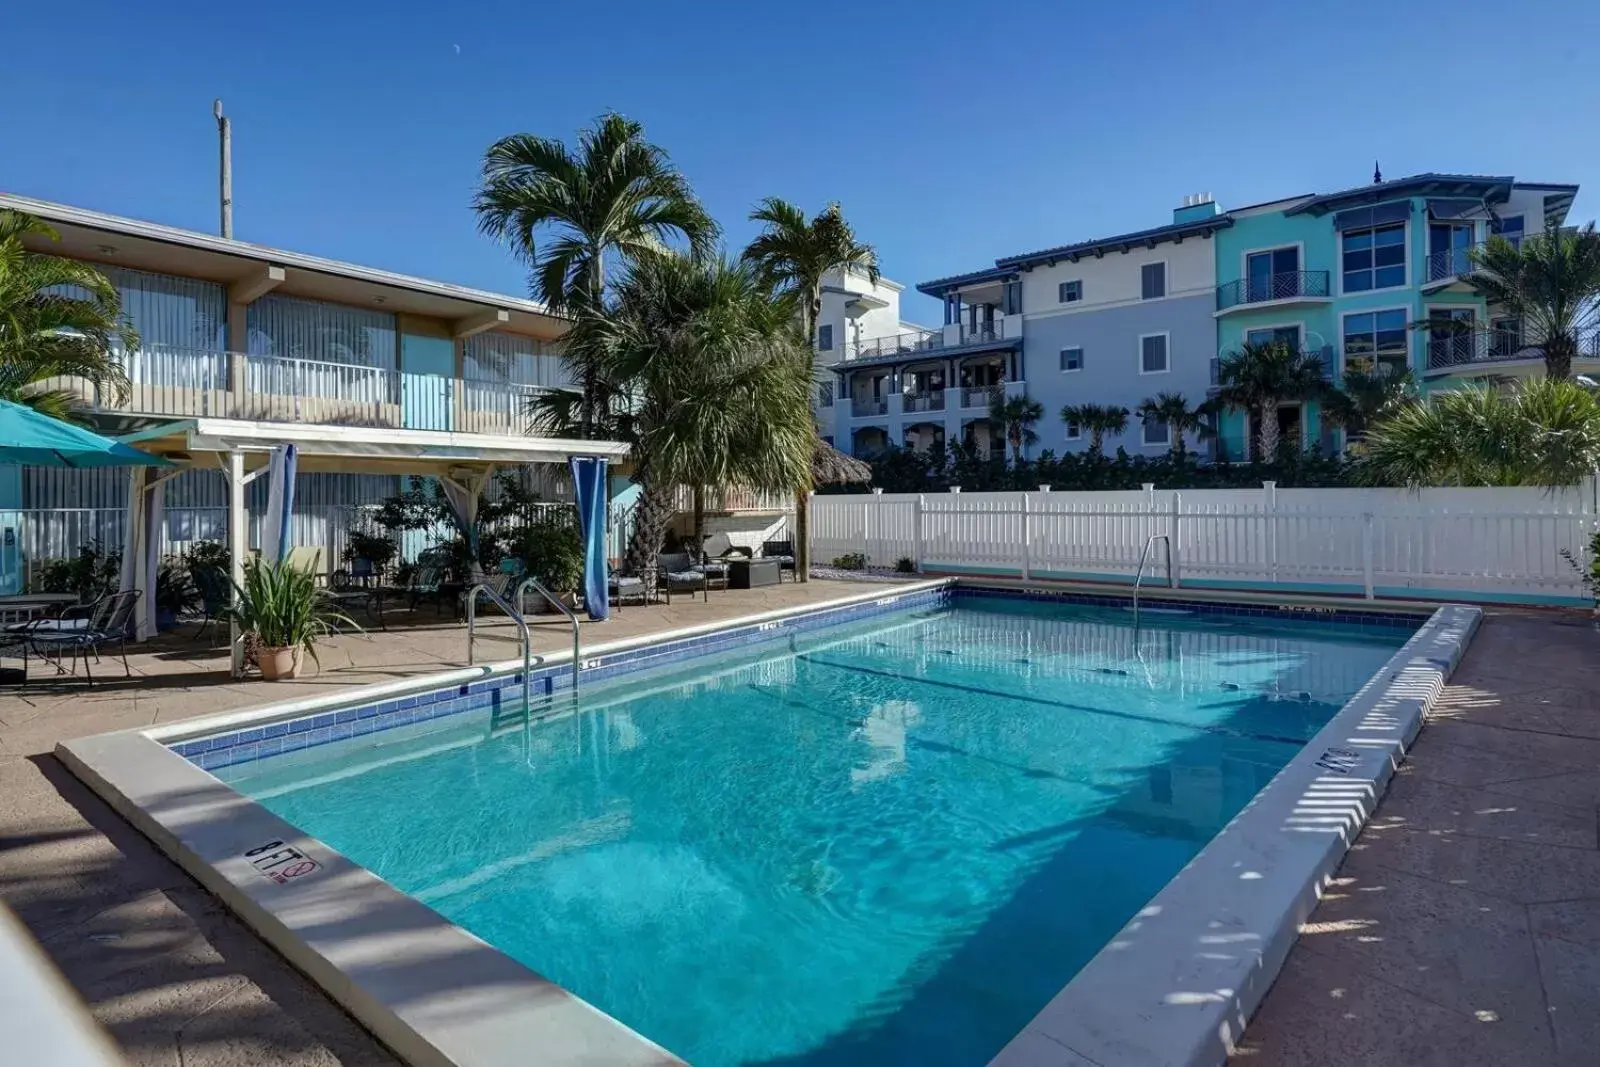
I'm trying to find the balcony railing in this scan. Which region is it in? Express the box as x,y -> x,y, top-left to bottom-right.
1215,271 -> 1331,311
957,320 -> 1007,345
903,390 -> 946,414
960,384 -> 1003,409
1421,327 -> 1600,370
847,327 -> 943,361
1211,346 -> 1336,386
1425,243 -> 1481,283
84,345 -> 557,435
852,395 -> 888,417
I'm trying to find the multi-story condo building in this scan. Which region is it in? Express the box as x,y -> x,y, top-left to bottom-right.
1,192 -> 576,528
826,171 -> 1587,461
809,267 -> 927,450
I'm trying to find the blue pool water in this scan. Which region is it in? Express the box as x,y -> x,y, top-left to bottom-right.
217,598 -> 1409,1066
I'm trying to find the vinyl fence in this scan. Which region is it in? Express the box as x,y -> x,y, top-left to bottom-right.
812,482 -> 1600,605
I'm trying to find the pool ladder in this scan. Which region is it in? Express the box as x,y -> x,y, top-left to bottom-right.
466,577 -> 581,712
1131,534 -> 1174,627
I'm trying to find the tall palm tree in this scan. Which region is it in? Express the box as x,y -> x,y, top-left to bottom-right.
1321,368 -> 1418,445
1468,223 -> 1600,380
554,254 -> 815,576
474,113 -> 718,436
1135,391 -> 1204,459
989,393 -> 1043,463
741,199 -> 879,342
0,210 -> 133,420
1358,378 -> 1600,487
741,199 -> 879,580
1215,341 -> 1328,460
1059,402 -> 1129,458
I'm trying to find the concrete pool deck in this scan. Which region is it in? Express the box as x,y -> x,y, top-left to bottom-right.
0,592 -> 1595,1065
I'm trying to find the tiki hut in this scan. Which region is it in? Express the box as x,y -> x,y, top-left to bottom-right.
795,439 -> 872,582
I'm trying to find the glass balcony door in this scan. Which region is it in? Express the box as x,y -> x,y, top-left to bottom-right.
1428,222 -> 1475,280
1246,247 -> 1300,302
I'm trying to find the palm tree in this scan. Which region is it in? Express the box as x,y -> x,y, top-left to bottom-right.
1322,368 -> 1419,445
741,199 -> 879,342
989,394 -> 1043,463
1214,341 -> 1328,460
1060,402 -> 1129,458
1135,391 -> 1204,459
0,210 -> 133,420
1468,224 -> 1600,380
741,199 -> 879,580
554,254 -> 814,576
474,113 -> 718,436
1358,378 -> 1600,487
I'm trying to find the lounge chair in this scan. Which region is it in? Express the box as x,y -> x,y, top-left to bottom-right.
696,533 -> 751,592
656,552 -> 707,603
761,540 -> 797,581
27,589 -> 142,687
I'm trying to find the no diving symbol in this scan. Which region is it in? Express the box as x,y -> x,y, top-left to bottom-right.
1315,747 -> 1361,775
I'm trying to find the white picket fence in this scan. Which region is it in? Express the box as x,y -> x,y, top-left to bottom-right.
812,482 -> 1600,604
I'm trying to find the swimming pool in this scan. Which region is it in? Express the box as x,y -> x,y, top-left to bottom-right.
208,592 -> 1412,1067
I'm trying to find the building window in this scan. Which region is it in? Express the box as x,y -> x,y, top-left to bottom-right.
817,382 -> 834,407
1245,247 -> 1300,301
1343,309 -> 1408,374
817,324 -> 833,351
1059,280 -> 1082,304
1492,214 -> 1525,247
1142,419 -> 1170,447
1246,325 -> 1303,350
1141,262 -> 1166,300
1342,223 -> 1407,292
1059,347 -> 1083,372
1002,280 -> 1023,315
1140,333 -> 1169,374
1065,421 -> 1082,441
1490,315 -> 1523,358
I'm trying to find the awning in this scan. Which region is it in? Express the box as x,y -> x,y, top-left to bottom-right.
1331,201 -> 1411,231
1427,198 -> 1491,221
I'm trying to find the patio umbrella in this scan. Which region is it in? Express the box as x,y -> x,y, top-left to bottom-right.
794,439 -> 873,583
0,399 -> 172,468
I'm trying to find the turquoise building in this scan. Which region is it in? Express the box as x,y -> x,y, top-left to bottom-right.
1210,173 -> 1581,459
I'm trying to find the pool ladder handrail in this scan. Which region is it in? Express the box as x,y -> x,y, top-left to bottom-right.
517,576 -> 581,695
465,580 -> 533,713
1132,534 -> 1174,626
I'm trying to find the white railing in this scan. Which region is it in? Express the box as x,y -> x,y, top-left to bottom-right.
811,483 -> 1600,604
846,327 -> 943,361
669,486 -> 795,514
961,384 -> 1003,409
903,390 -> 946,413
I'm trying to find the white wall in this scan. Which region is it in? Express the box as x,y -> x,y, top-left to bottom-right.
1018,235 -> 1217,324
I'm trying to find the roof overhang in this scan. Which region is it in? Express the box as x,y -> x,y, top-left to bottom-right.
915,266 -> 1020,299
1284,175 -> 1514,217
1,193 -> 568,342
116,418 -> 628,476
993,216 -> 1233,271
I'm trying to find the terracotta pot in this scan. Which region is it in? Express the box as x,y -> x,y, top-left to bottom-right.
258,645 -> 302,681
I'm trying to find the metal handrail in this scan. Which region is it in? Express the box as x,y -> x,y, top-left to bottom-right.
1132,534 -> 1173,626
466,580 -> 533,713
517,576 -> 581,694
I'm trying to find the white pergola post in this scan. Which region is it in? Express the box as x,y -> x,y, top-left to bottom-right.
227,449 -> 249,677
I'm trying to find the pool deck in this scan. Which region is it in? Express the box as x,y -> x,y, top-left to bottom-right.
0,578 -> 902,1067
1,590 -> 1595,1065
1232,609 -> 1600,1067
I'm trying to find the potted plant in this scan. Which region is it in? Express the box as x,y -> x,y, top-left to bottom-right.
155,561 -> 197,631
226,559 -> 358,680
513,523 -> 584,609
341,531 -> 398,580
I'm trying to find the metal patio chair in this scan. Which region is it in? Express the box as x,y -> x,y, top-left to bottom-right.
28,589 -> 142,687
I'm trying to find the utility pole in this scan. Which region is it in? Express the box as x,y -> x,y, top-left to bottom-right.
214,99 -> 233,238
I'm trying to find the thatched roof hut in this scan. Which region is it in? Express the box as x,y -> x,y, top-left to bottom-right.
812,439 -> 872,486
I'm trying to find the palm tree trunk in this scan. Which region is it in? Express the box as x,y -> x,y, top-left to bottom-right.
1257,404 -> 1281,461
692,486 -> 705,545
1089,429 -> 1104,457
794,489 -> 810,583
1546,331 -> 1576,380
624,482 -> 674,578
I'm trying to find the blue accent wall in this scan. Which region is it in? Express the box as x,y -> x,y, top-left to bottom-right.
400,332 -> 456,431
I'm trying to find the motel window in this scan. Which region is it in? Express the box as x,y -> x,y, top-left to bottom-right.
1059,280 -> 1082,303
1343,309 -> 1409,375
1065,421 -> 1082,441
1140,334 -> 1169,374
1059,347 -> 1083,372
1142,419 -> 1171,447
1141,262 -> 1166,300
1342,223 -> 1407,292
817,324 -> 833,351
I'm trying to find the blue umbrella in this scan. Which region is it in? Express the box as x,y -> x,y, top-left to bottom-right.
0,399 -> 172,468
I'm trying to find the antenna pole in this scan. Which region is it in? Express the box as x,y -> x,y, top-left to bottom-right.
214,99 -> 233,238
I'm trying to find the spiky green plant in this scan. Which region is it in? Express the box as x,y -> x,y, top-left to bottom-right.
1135,391 -> 1205,459
1322,368 -> 1419,443
226,560 -> 359,665
741,198 -> 879,341
1214,341 -> 1329,459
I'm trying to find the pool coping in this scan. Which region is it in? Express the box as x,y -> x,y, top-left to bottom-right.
987,599 -> 1483,1067
56,579 -> 951,1067
55,580 -> 1479,1067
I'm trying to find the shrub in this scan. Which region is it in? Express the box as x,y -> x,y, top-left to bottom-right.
1562,529 -> 1600,607
155,560 -> 198,618
342,531 -> 399,574
832,552 -> 869,570
894,557 -> 917,574
35,542 -> 121,601
512,523 -> 584,594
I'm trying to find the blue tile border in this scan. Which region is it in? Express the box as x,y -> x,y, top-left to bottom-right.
173,581 -> 1425,773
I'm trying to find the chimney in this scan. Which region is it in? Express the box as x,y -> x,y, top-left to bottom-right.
1173,192 -> 1220,225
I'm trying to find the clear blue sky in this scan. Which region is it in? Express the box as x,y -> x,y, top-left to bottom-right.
4,0 -> 1598,323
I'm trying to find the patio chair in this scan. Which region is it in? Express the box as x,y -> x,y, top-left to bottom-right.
402,556 -> 452,616
656,552 -> 708,603
609,566 -> 657,610
328,559 -> 386,631
28,589 -> 142,687
696,533 -> 750,592
761,540 -> 797,581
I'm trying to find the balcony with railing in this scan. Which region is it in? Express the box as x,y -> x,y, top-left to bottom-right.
903,389 -> 946,414
960,383 -> 1004,409
851,394 -> 888,417
1215,271 -> 1331,313
841,317 -> 1019,363
847,327 -> 943,361
1422,326 -> 1600,372
84,345 -> 557,436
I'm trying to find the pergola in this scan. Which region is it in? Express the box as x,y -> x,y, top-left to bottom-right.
115,418 -> 629,676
